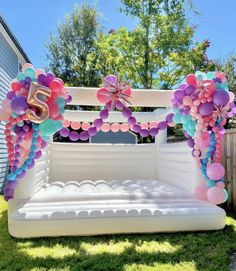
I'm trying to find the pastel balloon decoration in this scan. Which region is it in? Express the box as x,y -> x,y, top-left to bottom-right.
0,64 -> 69,201
172,70 -> 234,205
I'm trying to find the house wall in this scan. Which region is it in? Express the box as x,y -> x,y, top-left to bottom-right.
0,30 -> 25,193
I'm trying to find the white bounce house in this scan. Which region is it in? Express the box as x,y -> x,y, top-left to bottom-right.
7,86 -> 226,238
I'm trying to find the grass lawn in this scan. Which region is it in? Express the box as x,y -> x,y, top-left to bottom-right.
0,197 -> 236,271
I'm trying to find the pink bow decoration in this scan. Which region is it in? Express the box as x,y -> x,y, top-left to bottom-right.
97,75 -> 131,108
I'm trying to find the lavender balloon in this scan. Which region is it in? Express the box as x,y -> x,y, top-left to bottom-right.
213,90 -> 230,107
198,102 -> 215,116
11,96 -> 28,115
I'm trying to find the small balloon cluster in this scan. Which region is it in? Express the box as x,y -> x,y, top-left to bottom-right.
0,63 -> 70,201
59,75 -> 174,141
172,71 -> 236,205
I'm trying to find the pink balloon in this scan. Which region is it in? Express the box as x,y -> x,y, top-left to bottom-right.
63,119 -> 70,128
199,132 -> 210,148
71,121 -> 81,130
207,163 -> 225,181
0,110 -> 10,121
207,186 -> 226,204
101,123 -> 110,132
97,88 -> 112,104
111,123 -> 120,132
203,79 -> 215,95
140,122 -> 149,129
81,122 -> 90,131
186,74 -> 197,86
120,123 -> 129,132
149,121 -> 157,128
194,184 -> 208,200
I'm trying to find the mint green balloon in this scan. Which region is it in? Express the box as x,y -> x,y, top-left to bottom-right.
39,119 -> 57,136
24,67 -> 36,79
16,72 -> 25,81
224,189 -> 228,201
17,122 -> 24,127
207,71 -> 214,79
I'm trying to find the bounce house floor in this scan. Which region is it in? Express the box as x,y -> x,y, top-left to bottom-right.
9,180 -> 225,238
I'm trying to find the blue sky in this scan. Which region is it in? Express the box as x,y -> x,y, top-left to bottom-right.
1,0 -> 236,68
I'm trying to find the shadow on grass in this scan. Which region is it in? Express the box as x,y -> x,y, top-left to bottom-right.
1,209 -> 236,271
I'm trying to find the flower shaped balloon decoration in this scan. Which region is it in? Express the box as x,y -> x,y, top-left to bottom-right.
172,71 -> 236,205
0,63 -> 70,201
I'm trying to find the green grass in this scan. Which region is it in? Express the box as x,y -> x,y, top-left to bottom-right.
0,197 -> 236,271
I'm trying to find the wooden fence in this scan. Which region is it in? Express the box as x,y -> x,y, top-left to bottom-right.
222,128 -> 236,211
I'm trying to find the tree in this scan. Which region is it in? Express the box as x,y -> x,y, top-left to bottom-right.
46,3 -> 102,87
95,0 -> 214,89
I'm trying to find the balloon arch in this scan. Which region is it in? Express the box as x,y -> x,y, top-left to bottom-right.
0,63 -> 235,205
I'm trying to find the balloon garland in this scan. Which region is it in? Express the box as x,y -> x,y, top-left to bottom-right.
172,71 -> 236,205
58,75 -> 175,141
0,63 -> 70,201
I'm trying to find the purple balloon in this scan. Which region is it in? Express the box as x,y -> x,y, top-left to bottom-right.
14,125 -> 22,134
93,118 -> 103,128
99,109 -> 109,119
140,129 -> 149,137
122,107 -> 132,118
213,90 -> 230,107
69,131 -> 80,141
187,138 -> 194,148
198,102 -> 215,116
128,116 -> 136,126
7,91 -> 16,100
41,140 -> 47,149
38,73 -> 47,84
132,124 -> 141,133
166,113 -> 174,123
3,187 -> 13,196
46,72 -> 55,83
149,127 -> 159,136
88,127 -> 97,136
184,85 -> 196,95
34,150 -> 42,159
65,95 -> 72,104
7,181 -> 17,189
11,96 -> 28,115
174,90 -> 185,101
80,131 -> 89,141
115,100 -> 125,110
213,78 -> 222,84
158,121 -> 168,130
60,127 -> 70,137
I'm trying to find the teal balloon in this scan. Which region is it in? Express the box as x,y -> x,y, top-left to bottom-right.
60,108 -> 65,114
39,119 -> 57,136
207,71 -> 214,79
56,97 -> 65,108
24,67 -> 36,79
207,180 -> 216,187
173,113 -> 181,124
41,135 -> 50,142
11,112 -> 17,118
16,72 -> 25,81
55,120 -> 63,131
